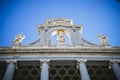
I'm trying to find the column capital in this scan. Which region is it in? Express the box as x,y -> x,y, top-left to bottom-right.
6,59 -> 17,64
77,59 -> 87,68
110,59 -> 120,64
109,59 -> 120,69
6,59 -> 18,69
40,59 -> 50,68
77,59 -> 87,63
40,59 -> 50,63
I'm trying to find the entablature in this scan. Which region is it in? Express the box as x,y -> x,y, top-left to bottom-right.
0,47 -> 120,53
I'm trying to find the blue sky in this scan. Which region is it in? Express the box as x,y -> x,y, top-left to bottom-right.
0,0 -> 120,46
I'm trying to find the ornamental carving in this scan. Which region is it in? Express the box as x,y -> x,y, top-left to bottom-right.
46,18 -> 73,27
57,30 -> 65,45
99,34 -> 109,45
13,33 -> 25,43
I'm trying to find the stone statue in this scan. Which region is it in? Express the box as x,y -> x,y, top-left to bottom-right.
13,33 -> 25,43
99,34 -> 109,45
57,30 -> 65,44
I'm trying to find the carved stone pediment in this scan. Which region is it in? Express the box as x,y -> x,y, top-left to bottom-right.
12,18 -> 111,48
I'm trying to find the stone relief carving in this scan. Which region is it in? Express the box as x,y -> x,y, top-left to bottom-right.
57,30 -> 65,44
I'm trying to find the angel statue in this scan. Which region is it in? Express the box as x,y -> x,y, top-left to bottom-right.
99,34 -> 109,45
13,33 -> 25,43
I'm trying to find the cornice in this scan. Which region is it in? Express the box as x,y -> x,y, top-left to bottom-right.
0,47 -> 120,53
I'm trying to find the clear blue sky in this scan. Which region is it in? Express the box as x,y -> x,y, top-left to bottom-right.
0,0 -> 120,46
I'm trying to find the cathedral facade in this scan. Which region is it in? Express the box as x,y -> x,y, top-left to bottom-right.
0,18 -> 120,80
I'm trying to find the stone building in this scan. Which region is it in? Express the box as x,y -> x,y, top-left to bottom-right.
0,18 -> 120,80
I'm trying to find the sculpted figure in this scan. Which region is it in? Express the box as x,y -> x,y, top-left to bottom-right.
13,33 -> 25,43
99,34 -> 108,45
57,30 -> 65,44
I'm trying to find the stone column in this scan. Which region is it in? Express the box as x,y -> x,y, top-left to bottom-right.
110,60 -> 120,80
40,59 -> 50,80
3,60 -> 16,80
77,59 -> 90,80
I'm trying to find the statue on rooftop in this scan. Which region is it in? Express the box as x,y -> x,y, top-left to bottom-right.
99,34 -> 110,46
13,33 -> 25,43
